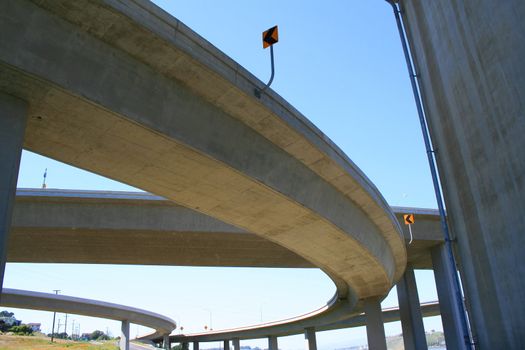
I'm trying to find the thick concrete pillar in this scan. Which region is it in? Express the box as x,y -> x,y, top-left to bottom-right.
0,93 -> 27,299
431,244 -> 467,350
400,0 -> 525,347
193,341 -> 199,350
223,340 -> 230,350
304,327 -> 317,350
163,334 -> 170,349
268,335 -> 278,350
232,338 -> 240,350
120,320 -> 130,350
363,298 -> 387,350
396,266 -> 428,350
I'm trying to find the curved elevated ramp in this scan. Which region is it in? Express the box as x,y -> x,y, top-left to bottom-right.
10,189 -> 442,269
169,301 -> 440,342
0,288 -> 175,340
1,0 -> 405,339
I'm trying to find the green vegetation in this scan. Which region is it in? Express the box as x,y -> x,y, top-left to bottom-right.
0,335 -> 118,349
9,325 -> 33,336
0,310 -> 32,334
82,330 -> 110,341
48,329 -> 112,341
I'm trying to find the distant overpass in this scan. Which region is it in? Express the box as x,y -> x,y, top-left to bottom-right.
170,301 -> 440,343
0,286 -> 439,348
0,288 -> 176,348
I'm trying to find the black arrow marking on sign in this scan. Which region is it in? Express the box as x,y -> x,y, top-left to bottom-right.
264,27 -> 277,44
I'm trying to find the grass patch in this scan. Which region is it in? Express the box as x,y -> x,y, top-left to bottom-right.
0,335 -> 118,350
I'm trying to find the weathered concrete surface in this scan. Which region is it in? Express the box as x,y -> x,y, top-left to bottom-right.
431,244 -> 467,350
10,189 -> 310,268
304,328 -> 317,350
121,320 -> 130,350
400,0 -> 525,347
0,0 -> 405,308
9,189 -> 441,268
396,266 -> 427,350
268,336 -> 278,350
363,298 -> 387,350
0,288 -> 175,340
0,93 -> 27,298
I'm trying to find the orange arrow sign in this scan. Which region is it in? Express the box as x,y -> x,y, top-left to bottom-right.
262,25 -> 279,48
403,214 -> 415,225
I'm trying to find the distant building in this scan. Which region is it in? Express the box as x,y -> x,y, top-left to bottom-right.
27,323 -> 41,332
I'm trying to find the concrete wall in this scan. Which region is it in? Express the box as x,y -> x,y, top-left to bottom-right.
400,1 -> 525,347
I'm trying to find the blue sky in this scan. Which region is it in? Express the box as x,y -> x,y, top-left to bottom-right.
6,1 -> 444,349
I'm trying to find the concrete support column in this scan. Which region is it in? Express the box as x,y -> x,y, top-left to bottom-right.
232,338 -> 240,350
163,334 -> 170,349
193,341 -> 199,350
120,320 -> 130,350
0,93 -> 27,299
268,335 -> 278,350
304,327 -> 317,350
223,340 -> 230,350
363,298 -> 387,350
431,244 -> 468,350
397,266 -> 428,350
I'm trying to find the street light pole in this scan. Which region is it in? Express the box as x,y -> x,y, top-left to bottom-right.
50,289 -> 60,342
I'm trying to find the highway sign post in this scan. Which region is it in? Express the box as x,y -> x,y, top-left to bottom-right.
403,214 -> 415,244
255,25 -> 279,98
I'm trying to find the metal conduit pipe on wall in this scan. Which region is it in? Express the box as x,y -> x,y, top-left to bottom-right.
385,0 -> 473,348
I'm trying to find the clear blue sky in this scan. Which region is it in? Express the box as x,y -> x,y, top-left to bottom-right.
6,1 -> 443,349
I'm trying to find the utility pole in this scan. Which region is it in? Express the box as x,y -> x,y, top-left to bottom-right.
64,314 -> 68,338
71,320 -> 75,340
57,319 -> 62,337
51,289 -> 60,342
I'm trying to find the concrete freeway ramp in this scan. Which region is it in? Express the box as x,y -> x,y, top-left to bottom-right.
9,189 -> 442,269
0,288 -> 176,341
0,0 -> 405,311
9,189 -> 313,268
